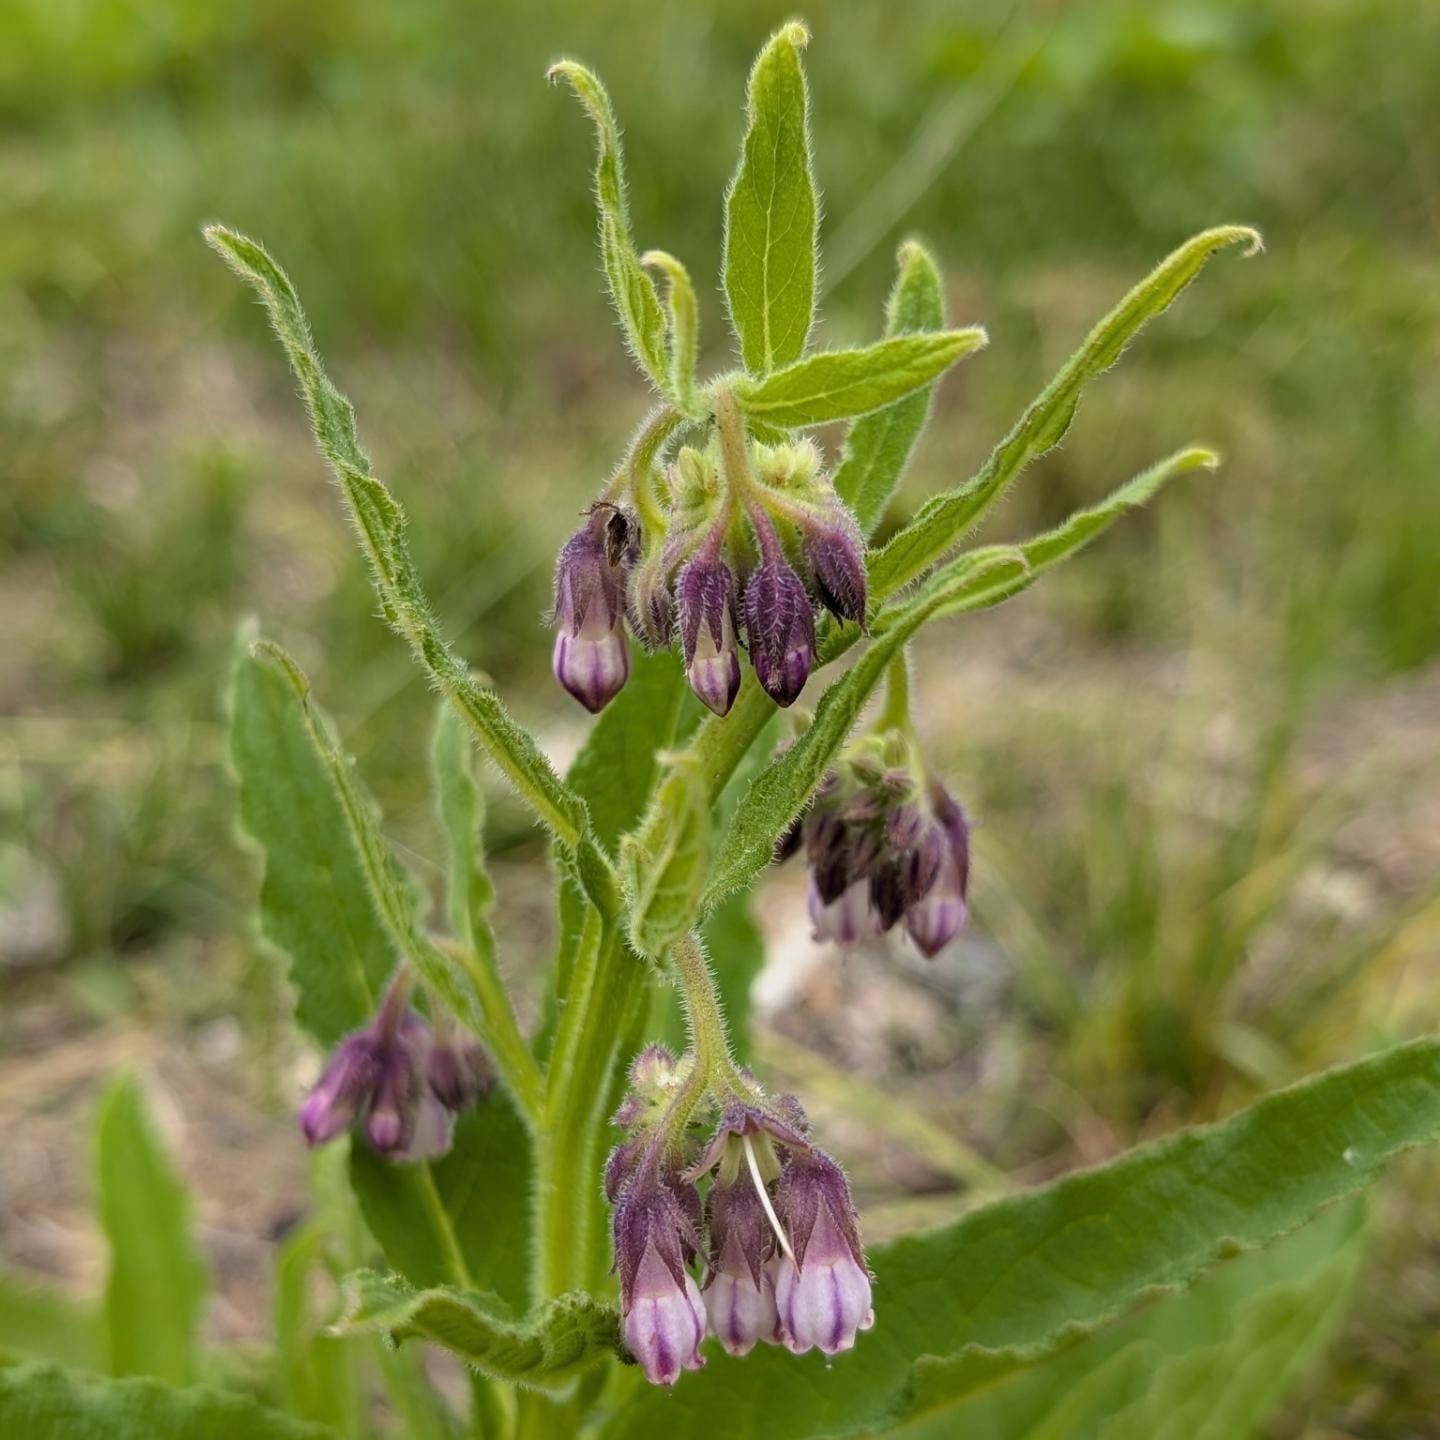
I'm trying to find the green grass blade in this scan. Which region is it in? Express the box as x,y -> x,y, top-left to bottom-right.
95,1076 -> 209,1387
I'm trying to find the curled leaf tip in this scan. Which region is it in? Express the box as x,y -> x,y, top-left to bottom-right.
545,59 -> 575,84
778,20 -> 811,49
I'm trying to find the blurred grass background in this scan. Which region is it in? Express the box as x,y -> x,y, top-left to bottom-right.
2,1 -> 1438,1433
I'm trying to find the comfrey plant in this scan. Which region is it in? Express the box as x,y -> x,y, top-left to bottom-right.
13,17 -> 1424,1440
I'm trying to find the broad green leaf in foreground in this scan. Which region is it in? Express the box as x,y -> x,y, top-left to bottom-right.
95,1075 -> 209,1389
334,1271 -> 621,1392
724,21 -> 818,376
869,225 -> 1261,600
834,240 -> 947,537
0,1272 -> 102,1373
549,61 -> 670,394
610,1035 -> 1440,1439
231,634 -> 394,1048
893,1196 -> 1366,1439
0,1363 -> 335,1440
734,330 -> 987,429
350,1092 -> 534,1313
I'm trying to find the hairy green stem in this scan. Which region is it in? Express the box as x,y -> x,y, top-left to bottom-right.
610,404 -> 683,530
876,646 -> 914,735
670,932 -> 736,1082
535,918 -> 648,1299
435,937 -> 544,1128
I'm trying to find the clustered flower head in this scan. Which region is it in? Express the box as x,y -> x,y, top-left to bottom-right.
606,1045 -> 873,1386
299,975 -> 491,1163
786,727 -> 971,957
552,431 -> 867,717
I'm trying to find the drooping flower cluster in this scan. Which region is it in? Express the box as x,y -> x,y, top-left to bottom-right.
552,436 -> 866,717
299,976 -> 490,1163
606,1046 -> 873,1386
786,728 -> 971,957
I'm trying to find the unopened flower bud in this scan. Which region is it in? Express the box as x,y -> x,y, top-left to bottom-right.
678,555 -> 742,716
744,559 -> 816,707
906,785 -> 971,958
772,1150 -> 874,1356
805,511 -> 868,625
426,1031 -> 491,1112
552,512 -> 632,713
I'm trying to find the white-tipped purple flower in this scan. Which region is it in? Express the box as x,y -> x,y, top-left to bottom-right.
807,875 -> 884,945
906,784 -> 971,958
772,1150 -> 874,1356
678,554 -> 742,716
744,558 -> 816,707
613,1177 -> 708,1385
804,509 -> 868,625
704,1180 -> 779,1356
552,508 -> 635,713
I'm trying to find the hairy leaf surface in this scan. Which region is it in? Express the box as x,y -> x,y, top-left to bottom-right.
334,1272 -> 621,1392
734,330 -> 986,429
611,1037 -> 1440,1438
724,22 -> 818,375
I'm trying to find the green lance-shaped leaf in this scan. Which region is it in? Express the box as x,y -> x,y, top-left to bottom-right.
243,638 -> 543,1123
835,240 -> 947,537
724,21 -> 819,375
95,1075 -> 209,1388
202,226 -> 613,919
431,700 -> 496,965
732,328 -> 987,429
869,224 -> 1261,600
873,447 -> 1219,635
622,747 -> 713,960
611,1035 -> 1440,1440
704,547 -> 1026,909
272,1218 -> 362,1436
349,1093 -> 534,1312
334,1272 -> 622,1393
642,250 -> 701,417
0,1364 -> 338,1440
895,1198 -> 1366,1439
549,61 -> 670,394
231,632 -> 395,1048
